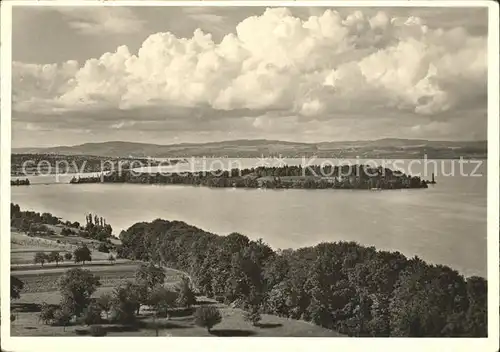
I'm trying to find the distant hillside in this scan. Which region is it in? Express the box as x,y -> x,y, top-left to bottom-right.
12,138 -> 487,159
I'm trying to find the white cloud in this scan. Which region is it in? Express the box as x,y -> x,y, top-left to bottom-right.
56,8 -> 145,35
13,7 -> 487,124
188,13 -> 225,25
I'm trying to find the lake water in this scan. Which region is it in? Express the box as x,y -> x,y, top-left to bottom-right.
11,158 -> 487,278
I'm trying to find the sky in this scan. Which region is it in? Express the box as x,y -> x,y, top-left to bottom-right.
10,5 -> 488,148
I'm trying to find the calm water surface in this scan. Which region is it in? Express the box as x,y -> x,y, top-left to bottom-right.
11,159 -> 487,277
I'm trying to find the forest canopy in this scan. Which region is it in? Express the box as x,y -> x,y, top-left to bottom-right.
117,218 -> 487,337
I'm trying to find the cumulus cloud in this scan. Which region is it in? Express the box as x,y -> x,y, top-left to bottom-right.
12,8 -> 487,133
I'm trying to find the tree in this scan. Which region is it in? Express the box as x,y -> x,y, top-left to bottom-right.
58,268 -> 101,317
367,293 -> 390,336
82,302 -> 103,325
34,252 -> 48,267
74,245 -> 92,265
389,261 -> 468,337
113,217 -> 484,337
11,276 -> 24,300
194,306 -> 222,333
176,277 -> 196,308
133,282 -> 151,315
464,276 -> 487,337
146,287 -> 177,337
64,252 -> 73,261
149,286 -> 178,318
132,263 -> 166,314
135,263 -> 165,290
39,302 -> 56,325
108,254 -> 116,264
48,251 -> 63,266
52,305 -> 72,330
97,293 -> 113,320
110,282 -> 140,324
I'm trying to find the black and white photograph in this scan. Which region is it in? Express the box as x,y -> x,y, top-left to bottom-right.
1,0 -> 498,349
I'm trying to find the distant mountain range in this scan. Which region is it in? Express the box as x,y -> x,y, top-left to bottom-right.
12,138 -> 487,159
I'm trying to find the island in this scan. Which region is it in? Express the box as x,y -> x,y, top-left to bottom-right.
70,164 -> 433,190
11,178 -> 30,186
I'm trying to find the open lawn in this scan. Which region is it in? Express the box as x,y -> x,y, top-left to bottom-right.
11,299 -> 343,337
12,262 -> 186,294
11,231 -> 113,264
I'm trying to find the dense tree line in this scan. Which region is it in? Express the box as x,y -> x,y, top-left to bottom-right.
11,204 -> 113,244
72,164 -> 430,190
117,219 -> 487,337
11,203 -> 62,233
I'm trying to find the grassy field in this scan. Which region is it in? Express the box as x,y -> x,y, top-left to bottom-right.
11,230 -> 112,264
11,301 -> 343,337
10,229 -> 343,337
12,262 -> 186,294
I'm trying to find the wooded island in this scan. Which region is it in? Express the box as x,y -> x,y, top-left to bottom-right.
70,164 -> 433,190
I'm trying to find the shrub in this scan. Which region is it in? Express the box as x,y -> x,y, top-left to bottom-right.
89,325 -> 107,337
52,306 -> 72,327
64,252 -> 73,261
98,243 -> 109,253
82,302 -> 103,325
39,303 -> 56,325
61,228 -> 74,236
243,305 -> 262,326
194,306 -> 222,333
11,276 -> 24,300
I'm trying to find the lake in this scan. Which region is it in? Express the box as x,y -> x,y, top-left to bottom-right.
11,158 -> 487,277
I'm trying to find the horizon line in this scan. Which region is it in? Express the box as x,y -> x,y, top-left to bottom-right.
12,137 -> 488,150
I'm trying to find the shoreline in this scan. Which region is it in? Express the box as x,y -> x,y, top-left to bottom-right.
9,202 -> 485,279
